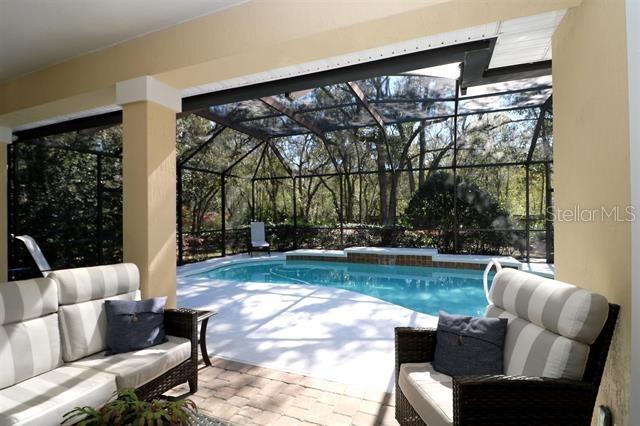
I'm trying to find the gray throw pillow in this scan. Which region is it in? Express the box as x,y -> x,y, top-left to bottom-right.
433,311 -> 508,377
104,297 -> 168,355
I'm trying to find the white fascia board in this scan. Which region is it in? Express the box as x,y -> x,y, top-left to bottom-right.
116,76 -> 181,112
0,126 -> 12,144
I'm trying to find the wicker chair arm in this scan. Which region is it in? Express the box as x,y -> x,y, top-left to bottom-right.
394,327 -> 437,373
164,308 -> 198,344
453,375 -> 595,426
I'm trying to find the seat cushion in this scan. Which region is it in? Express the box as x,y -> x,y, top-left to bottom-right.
486,305 -> 590,380
398,363 -> 453,426
488,268 -> 608,344
0,314 -> 62,389
50,263 -> 139,306
58,290 -> 139,362
69,336 -> 191,389
0,365 -> 117,426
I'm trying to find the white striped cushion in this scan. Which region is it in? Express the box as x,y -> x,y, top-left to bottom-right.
398,362 -> 453,426
0,278 -> 58,325
489,268 -> 609,344
50,263 -> 139,305
70,336 -> 191,389
486,305 -> 590,380
0,314 -> 63,389
0,365 -> 116,426
58,290 -> 139,362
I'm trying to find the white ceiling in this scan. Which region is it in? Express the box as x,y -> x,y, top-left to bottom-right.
0,0 -> 248,83
489,11 -> 565,68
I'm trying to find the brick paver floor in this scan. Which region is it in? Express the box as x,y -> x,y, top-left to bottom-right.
167,358 -> 398,426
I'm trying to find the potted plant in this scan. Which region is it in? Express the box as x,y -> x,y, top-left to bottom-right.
63,388 -> 198,425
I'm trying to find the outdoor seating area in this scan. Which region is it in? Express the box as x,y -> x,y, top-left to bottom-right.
0,257 -> 619,426
395,269 -> 618,426
0,264 -> 198,426
0,1 -> 637,425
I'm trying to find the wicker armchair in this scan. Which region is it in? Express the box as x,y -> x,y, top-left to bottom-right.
136,308 -> 200,401
395,303 -> 619,426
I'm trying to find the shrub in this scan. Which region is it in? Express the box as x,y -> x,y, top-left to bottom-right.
63,388 -> 197,426
404,171 -> 523,254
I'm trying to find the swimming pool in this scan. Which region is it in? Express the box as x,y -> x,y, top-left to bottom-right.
193,259 -> 492,316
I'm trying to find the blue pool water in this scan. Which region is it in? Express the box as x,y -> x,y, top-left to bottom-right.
194,260 -> 491,316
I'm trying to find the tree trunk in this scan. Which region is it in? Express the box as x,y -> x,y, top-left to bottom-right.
418,124 -> 426,186
388,172 -> 399,225
375,138 -> 389,225
319,177 -> 341,220
407,159 -> 416,194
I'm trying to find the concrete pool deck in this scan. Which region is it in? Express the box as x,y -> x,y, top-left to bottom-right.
177,252 -> 554,392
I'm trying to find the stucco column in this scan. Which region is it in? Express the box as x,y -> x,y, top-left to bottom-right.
117,77 -> 181,307
553,0 -> 631,422
0,127 -> 10,282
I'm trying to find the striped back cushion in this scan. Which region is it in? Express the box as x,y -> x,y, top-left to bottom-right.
488,268 -> 609,344
58,290 -> 139,362
0,278 -> 58,325
486,305 -> 590,380
0,279 -> 62,389
50,263 -> 139,305
50,263 -> 141,362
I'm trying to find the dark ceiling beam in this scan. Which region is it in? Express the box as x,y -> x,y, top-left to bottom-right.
13,111 -> 122,142
467,60 -> 552,88
195,108 -> 270,141
460,39 -> 497,91
182,39 -> 494,113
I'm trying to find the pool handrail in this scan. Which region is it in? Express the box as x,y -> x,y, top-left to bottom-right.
483,258 -> 503,303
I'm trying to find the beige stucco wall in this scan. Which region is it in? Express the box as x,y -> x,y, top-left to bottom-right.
122,100 -> 177,307
0,0 -> 579,128
553,0 -> 631,423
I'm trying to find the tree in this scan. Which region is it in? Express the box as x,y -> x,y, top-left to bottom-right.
405,171 -> 523,254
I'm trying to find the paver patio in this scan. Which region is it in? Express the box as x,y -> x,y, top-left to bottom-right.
169,358 -> 398,426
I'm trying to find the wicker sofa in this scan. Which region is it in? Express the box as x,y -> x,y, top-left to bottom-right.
395,268 -> 619,426
0,263 -> 198,426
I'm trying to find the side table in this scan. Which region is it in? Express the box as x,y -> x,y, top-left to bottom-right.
195,310 -> 217,366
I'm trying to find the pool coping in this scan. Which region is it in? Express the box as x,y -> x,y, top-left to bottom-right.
178,252 -> 286,277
